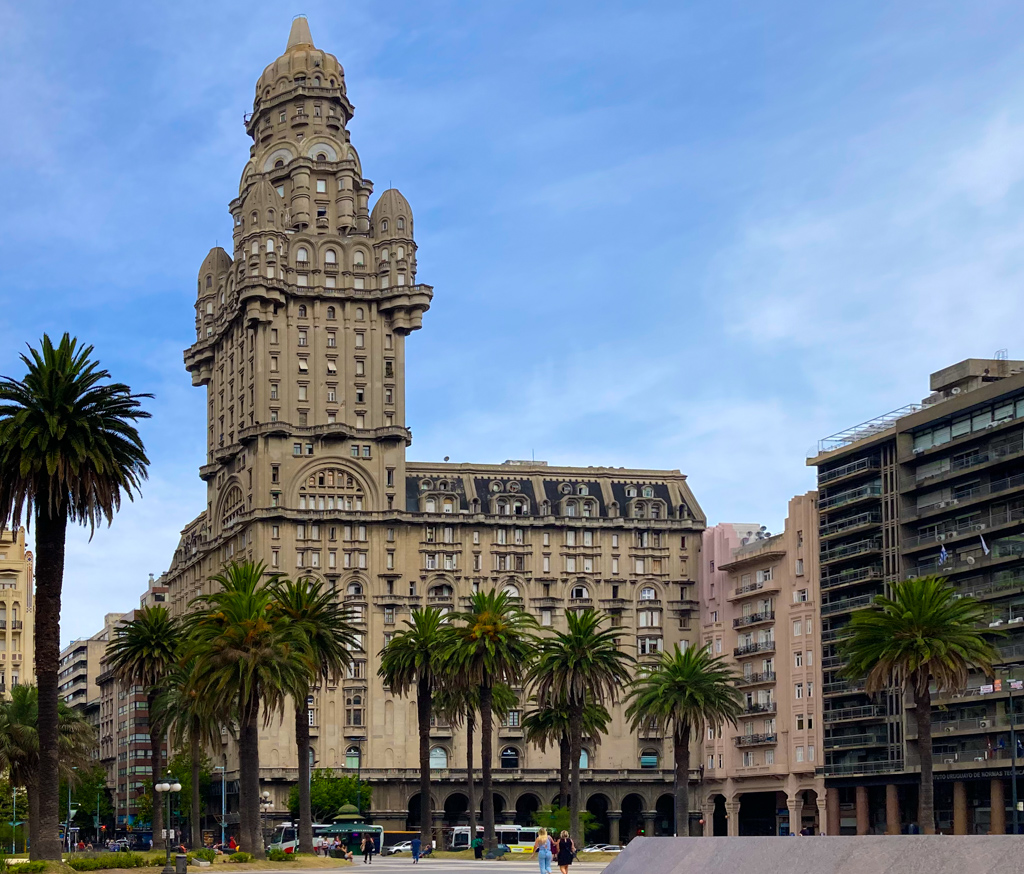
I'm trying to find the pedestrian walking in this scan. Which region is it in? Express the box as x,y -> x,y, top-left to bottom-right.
555,831 -> 575,874
533,828 -> 554,874
411,836 -> 421,864
361,834 -> 374,864
472,835 -> 483,859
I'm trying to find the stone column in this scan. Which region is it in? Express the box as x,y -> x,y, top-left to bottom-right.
786,796 -> 802,836
953,781 -> 968,835
826,788 -> 840,836
885,784 -> 900,835
642,811 -> 657,838
991,779 -> 1006,835
725,800 -> 741,837
816,795 -> 828,836
855,786 -> 870,835
431,811 -> 444,849
607,812 -> 622,847
702,800 -> 716,837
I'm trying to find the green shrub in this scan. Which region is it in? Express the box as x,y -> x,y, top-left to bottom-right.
8,863 -> 47,874
265,849 -> 294,863
193,849 -> 217,863
228,852 -> 254,864
68,854 -> 148,871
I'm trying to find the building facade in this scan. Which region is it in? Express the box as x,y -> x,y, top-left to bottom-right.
700,495 -> 824,836
809,357 -> 1024,835
0,528 -> 35,696
157,17 -> 708,842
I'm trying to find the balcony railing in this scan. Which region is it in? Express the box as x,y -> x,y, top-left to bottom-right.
823,679 -> 866,695
915,439 -> 1024,484
821,539 -> 883,565
820,565 -> 884,591
818,457 -> 882,485
824,705 -> 887,723
734,640 -> 775,657
742,702 -> 776,715
820,511 -> 883,538
821,594 -> 875,616
915,473 -> 1024,516
819,483 -> 883,511
733,579 -> 779,597
735,733 -> 777,747
825,733 -> 889,749
820,759 -> 904,777
904,507 -> 1024,550
736,671 -> 776,687
733,611 -> 775,629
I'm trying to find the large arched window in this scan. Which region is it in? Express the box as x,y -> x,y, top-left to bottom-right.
443,498 -> 455,514
325,249 -> 337,264
429,747 -> 448,769
502,584 -> 520,599
571,585 -> 589,600
347,582 -> 363,596
381,220 -> 389,232
425,497 -> 436,513
639,587 -> 657,601
266,239 -> 275,253
500,747 -> 520,769
496,499 -> 509,516
430,584 -> 453,599
251,241 -> 259,256
579,749 -> 589,769
345,745 -> 360,769
296,246 -> 309,263
565,501 -> 578,517
397,217 -> 405,230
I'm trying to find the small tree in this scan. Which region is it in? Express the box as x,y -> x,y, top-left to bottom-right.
287,771 -> 370,822
532,805 -> 599,841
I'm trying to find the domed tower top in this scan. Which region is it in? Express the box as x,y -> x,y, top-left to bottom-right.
371,188 -> 414,239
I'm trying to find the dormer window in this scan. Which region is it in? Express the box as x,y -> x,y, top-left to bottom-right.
642,487 -> 654,498
205,275 -> 212,288
626,487 -> 637,498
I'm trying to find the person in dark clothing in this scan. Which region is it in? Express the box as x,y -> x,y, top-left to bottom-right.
411,837 -> 421,864
555,831 -> 575,874
472,836 -> 484,859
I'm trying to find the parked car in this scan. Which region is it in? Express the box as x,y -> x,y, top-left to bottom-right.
383,841 -> 413,855
582,844 -> 622,854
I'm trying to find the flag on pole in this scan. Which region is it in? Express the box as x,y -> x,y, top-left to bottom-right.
939,545 -> 949,565
980,534 -> 990,556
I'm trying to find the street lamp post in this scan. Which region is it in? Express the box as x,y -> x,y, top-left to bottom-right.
68,765 -> 79,853
259,792 -> 273,853
154,776 -> 182,874
214,765 -> 226,848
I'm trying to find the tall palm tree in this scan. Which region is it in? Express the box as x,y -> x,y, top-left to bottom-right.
528,610 -> 633,844
183,561 -> 303,858
270,577 -> 358,853
446,590 -> 536,849
105,604 -> 181,850
0,334 -> 150,859
153,658 -> 223,849
840,575 -> 999,834
0,685 -> 95,853
626,645 -> 742,837
378,608 -> 450,849
523,698 -> 611,811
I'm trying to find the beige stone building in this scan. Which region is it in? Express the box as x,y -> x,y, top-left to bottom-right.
155,17 -> 708,844
700,494 -> 825,835
0,528 -> 35,696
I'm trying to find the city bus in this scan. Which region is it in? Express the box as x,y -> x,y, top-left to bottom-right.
449,824 -> 539,853
268,823 -> 333,853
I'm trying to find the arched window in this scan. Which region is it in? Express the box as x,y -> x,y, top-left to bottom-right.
381,219 -> 389,232
397,217 -> 405,230
274,159 -> 284,168
205,302 -> 213,315
381,247 -> 390,262
327,306 -> 336,319
571,585 -> 589,600
579,749 -> 589,769
500,747 -> 520,769
565,501 -> 578,517
397,246 -> 405,260
317,152 -> 327,162
650,504 -> 661,519
496,499 -> 509,516
266,239 -> 275,253
267,209 -> 275,225
355,307 -> 364,320
205,275 -> 212,288
582,501 -> 594,518
626,487 -> 637,498
442,498 -> 455,514
512,500 -> 525,516
298,305 -> 307,318
296,247 -> 309,263
577,485 -> 588,496
251,241 -> 259,256
640,749 -> 659,769
325,249 -> 337,264
345,746 -> 360,769
503,584 -> 520,599
634,502 -> 646,518
642,487 -> 654,498
251,211 -> 258,224
425,497 -> 436,513
429,747 -> 448,769
354,251 -> 365,266
640,587 -> 657,601
430,584 -> 453,599
347,582 -> 363,596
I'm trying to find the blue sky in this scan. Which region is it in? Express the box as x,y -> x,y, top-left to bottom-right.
3,1 -> 1024,644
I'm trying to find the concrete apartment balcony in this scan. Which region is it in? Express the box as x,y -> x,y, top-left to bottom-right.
820,511 -> 883,541
821,539 -> 884,566
734,640 -> 775,657
909,438 -> 1024,490
824,705 -> 887,724
824,733 -> 889,749
735,733 -> 777,747
736,671 -> 776,688
911,472 -> 1024,520
821,593 -> 875,616
820,565 -> 884,593
817,456 -> 882,488
819,483 -> 883,512
733,611 -> 775,629
820,759 -> 904,777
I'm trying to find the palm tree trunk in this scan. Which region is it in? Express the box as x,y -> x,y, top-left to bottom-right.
295,699 -> 313,853
238,690 -> 264,857
32,506 -> 67,861
149,694 -> 165,851
27,775 -> 39,857
466,712 -> 477,845
568,698 -> 583,846
417,674 -> 433,849
915,684 -> 935,834
479,682 -> 495,850
190,730 -> 202,850
674,723 -> 690,837
558,734 -> 570,811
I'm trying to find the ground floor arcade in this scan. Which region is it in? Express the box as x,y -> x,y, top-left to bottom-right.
701,774 -> 827,836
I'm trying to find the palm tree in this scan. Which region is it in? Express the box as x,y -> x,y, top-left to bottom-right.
523,698 -> 611,811
626,645 -> 742,837
153,658 -> 223,849
0,685 -> 95,853
840,575 -> 999,833
105,604 -> 181,850
183,560 -> 303,858
446,590 -> 536,849
378,608 -> 450,849
0,334 -> 150,859
528,610 -> 633,844
270,577 -> 359,853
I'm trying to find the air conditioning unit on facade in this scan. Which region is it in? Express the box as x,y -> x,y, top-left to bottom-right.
980,720 -> 990,728
944,726 -> 954,733
936,533 -> 947,541
944,758 -> 955,764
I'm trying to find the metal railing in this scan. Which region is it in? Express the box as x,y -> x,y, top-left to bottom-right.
823,679 -> 866,695
821,594 -> 874,616
734,640 -> 775,657
825,733 -> 888,749
733,611 -> 775,628
819,483 -> 883,511
818,457 -> 882,485
915,473 -> 1024,515
821,539 -> 883,564
735,733 -> 777,747
915,439 -> 1024,484
821,759 -> 904,777
820,511 -> 883,538
736,672 -> 776,687
742,702 -> 777,715
904,507 -> 1024,549
817,403 -> 924,453
824,705 -> 886,723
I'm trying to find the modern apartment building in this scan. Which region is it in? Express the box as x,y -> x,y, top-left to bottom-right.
0,528 -> 35,696
156,17 -> 707,843
701,494 -> 824,836
59,626 -> 113,710
809,356 -> 1024,835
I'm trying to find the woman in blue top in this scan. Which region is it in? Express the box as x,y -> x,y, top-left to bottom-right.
532,828 -> 554,874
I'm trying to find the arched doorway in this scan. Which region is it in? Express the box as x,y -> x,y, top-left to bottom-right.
515,794 -> 541,827
444,793 -> 469,827
620,794 -> 645,843
738,791 -> 779,836
585,794 -> 610,844
655,794 -> 676,836
479,795 -> 508,823
407,793 -> 423,831
711,794 -> 727,836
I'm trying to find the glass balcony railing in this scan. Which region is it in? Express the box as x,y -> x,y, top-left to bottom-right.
819,483 -> 883,511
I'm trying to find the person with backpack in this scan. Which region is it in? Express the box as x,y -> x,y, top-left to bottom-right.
533,828 -> 554,874
555,830 -> 575,874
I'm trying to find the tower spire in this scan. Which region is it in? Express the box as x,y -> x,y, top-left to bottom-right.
286,15 -> 314,51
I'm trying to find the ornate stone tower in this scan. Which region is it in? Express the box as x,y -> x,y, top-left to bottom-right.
184,16 -> 432,570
